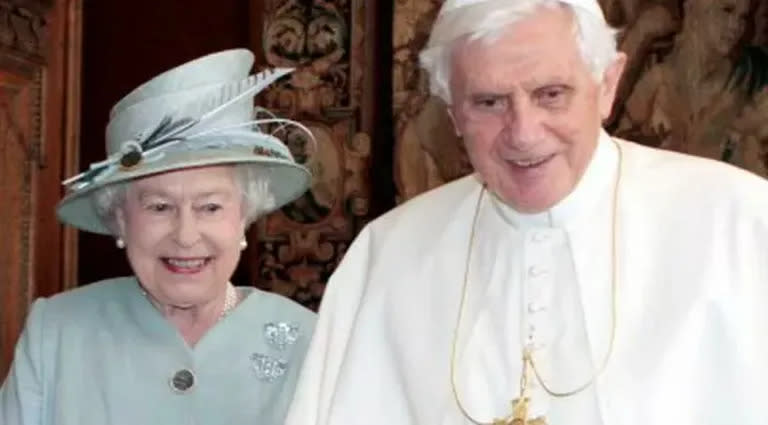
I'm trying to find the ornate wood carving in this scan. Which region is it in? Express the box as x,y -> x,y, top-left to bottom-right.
0,0 -> 80,379
0,0 -> 48,69
251,0 -> 373,310
0,69 -> 40,378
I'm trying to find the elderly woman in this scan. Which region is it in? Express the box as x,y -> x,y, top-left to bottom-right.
0,49 -> 315,425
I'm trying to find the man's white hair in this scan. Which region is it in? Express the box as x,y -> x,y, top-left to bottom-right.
419,0 -> 620,104
91,163 -> 277,235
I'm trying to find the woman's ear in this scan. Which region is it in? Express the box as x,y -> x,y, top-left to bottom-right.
114,207 -> 127,240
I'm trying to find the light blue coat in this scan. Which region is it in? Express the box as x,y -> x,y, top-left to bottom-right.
0,277 -> 316,425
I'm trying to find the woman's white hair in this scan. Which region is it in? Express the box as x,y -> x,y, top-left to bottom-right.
419,0 -> 620,104
91,163 -> 277,235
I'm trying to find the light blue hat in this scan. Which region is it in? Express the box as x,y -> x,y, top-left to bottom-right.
57,48 -> 312,234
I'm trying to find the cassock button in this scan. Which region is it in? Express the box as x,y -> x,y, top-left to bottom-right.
527,324 -> 536,341
170,369 -> 195,393
528,266 -> 548,278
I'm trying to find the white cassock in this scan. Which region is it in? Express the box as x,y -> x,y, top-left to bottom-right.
286,131 -> 768,425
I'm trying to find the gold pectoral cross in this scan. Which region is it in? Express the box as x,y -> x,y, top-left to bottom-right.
493,349 -> 548,425
492,397 -> 547,425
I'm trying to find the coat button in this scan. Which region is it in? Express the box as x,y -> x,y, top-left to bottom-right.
170,369 -> 195,393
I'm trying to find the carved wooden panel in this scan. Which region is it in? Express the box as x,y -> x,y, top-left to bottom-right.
249,0 -> 374,310
0,0 -> 80,379
0,66 -> 39,381
0,0 -> 47,382
393,0 -> 768,203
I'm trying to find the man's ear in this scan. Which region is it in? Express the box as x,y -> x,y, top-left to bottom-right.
447,107 -> 462,137
599,52 -> 627,120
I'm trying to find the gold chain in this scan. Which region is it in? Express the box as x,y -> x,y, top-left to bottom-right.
450,139 -> 624,424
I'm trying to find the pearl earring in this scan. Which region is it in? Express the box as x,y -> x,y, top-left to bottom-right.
116,238 -> 125,249
239,238 -> 248,250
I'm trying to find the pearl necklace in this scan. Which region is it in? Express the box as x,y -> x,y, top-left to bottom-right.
139,282 -> 239,320
219,282 -> 239,319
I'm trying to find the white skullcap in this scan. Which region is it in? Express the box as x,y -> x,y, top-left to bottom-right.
427,0 -> 607,48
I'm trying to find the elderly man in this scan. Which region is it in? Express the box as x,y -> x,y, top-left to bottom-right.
286,0 -> 768,424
